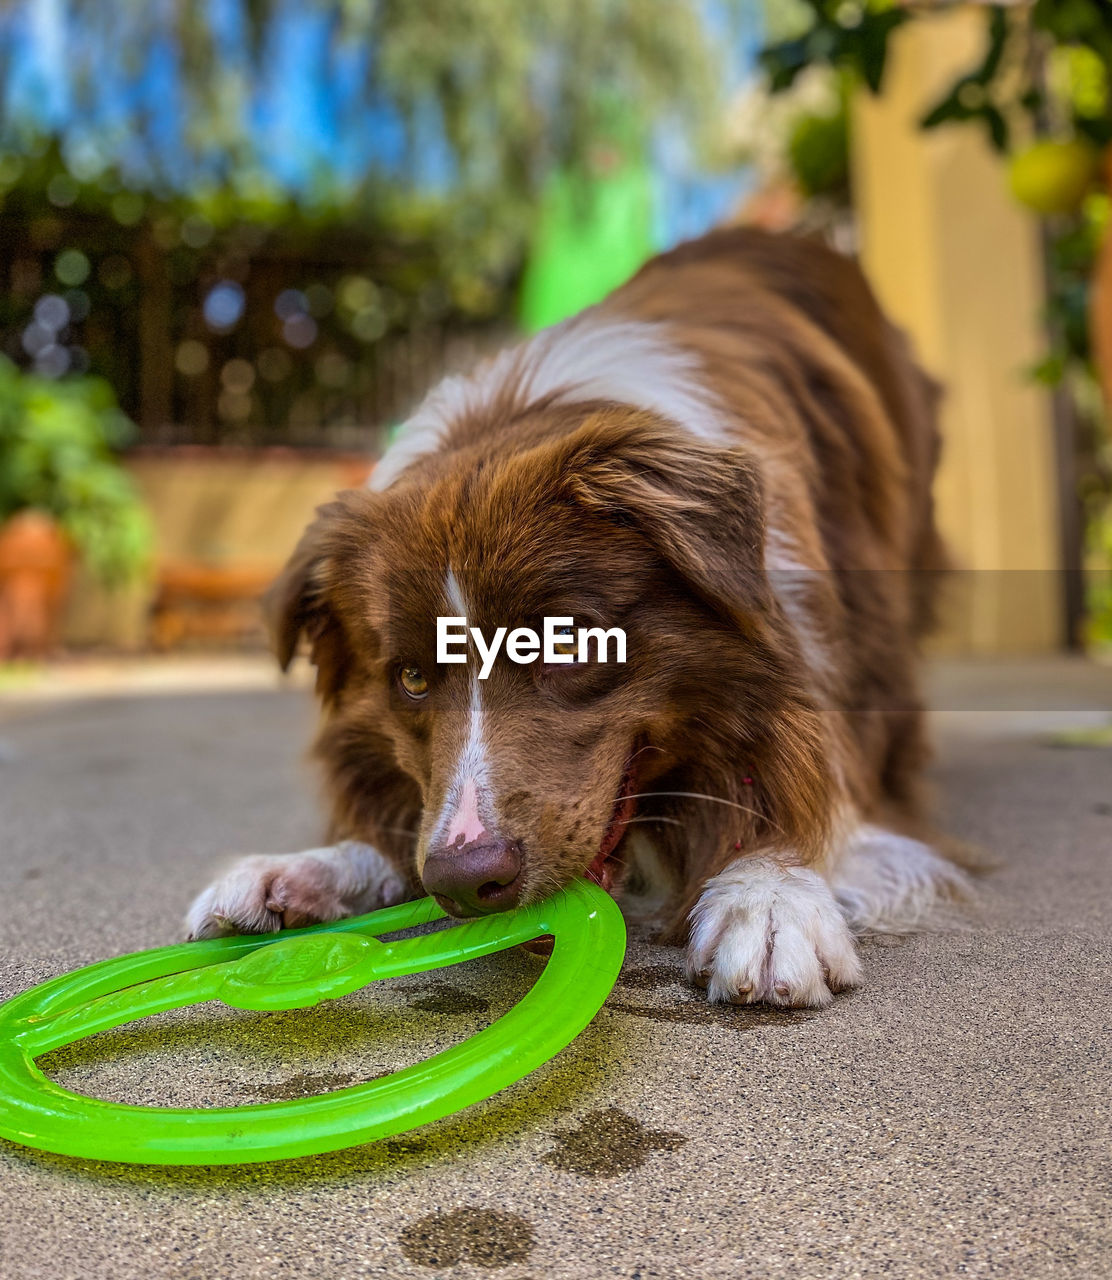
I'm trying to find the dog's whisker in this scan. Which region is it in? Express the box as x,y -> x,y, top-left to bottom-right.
618,815 -> 684,828
622,790 -> 785,836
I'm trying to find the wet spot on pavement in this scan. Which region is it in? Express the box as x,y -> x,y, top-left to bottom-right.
543,1105 -> 685,1177
409,982 -> 491,1015
399,1208 -> 534,1269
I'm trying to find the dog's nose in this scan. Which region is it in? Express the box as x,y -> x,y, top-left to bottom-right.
422,840 -> 523,916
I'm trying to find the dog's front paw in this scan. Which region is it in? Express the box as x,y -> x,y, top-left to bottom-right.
185,842 -> 406,940
686,857 -> 862,1008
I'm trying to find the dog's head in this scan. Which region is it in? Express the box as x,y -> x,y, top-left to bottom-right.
269,406 -> 824,916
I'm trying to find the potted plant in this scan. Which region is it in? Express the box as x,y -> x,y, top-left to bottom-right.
0,357 -> 152,659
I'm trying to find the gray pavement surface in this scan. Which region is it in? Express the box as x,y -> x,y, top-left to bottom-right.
0,659 -> 1110,1280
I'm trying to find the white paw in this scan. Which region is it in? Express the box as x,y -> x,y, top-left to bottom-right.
185,841 -> 406,940
686,856 -> 862,1008
831,824 -> 972,933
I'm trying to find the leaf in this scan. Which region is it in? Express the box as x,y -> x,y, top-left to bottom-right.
920,91 -> 975,130
1019,86 -> 1046,116
857,9 -> 909,95
980,103 -> 1010,152
976,7 -> 1011,84
757,38 -> 812,94
1028,353 -> 1066,385
920,6 -> 1015,142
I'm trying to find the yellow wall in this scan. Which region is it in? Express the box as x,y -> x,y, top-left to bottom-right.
852,9 -> 1063,652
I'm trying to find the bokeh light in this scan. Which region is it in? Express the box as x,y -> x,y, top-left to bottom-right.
110,192 -> 145,225
21,322 -> 55,356
175,340 -> 209,376
275,290 -> 308,320
46,173 -> 78,207
220,358 -> 256,394
203,281 -> 246,331
180,215 -> 214,249
33,294 -> 70,331
217,390 -> 252,421
315,351 -> 350,388
338,275 -> 378,313
282,312 -> 317,348
54,248 -> 90,286
350,307 -> 386,342
34,344 -> 70,377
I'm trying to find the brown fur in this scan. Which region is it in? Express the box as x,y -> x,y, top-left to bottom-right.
268,228 -> 949,940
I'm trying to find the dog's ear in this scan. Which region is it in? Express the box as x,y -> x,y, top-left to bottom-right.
559,411 -> 771,626
266,518 -> 328,674
265,492 -> 372,701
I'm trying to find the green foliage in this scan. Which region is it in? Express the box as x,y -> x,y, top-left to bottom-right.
759,2 -> 1112,377
0,1 -> 737,247
760,1 -> 1112,153
1042,203 -> 1107,363
758,1 -> 909,96
918,7 -> 1011,151
0,359 -> 152,583
788,105 -> 849,199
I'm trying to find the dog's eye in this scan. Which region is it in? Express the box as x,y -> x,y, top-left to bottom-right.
399,666 -> 429,700
550,636 -> 578,659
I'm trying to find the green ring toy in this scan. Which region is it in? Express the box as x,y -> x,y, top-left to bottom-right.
0,878 -> 625,1165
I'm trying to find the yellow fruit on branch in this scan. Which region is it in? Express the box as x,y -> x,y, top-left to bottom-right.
1008,139 -> 1101,216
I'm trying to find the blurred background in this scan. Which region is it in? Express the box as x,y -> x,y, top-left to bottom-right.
0,0 -> 1110,694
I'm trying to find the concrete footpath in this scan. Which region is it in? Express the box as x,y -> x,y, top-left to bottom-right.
0,659 -> 1109,1279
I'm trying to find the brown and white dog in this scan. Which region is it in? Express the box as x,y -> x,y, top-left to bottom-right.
186,228 -> 970,1008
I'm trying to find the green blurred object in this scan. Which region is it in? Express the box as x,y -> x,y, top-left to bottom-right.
1008,138 -> 1101,217
0,358 -> 151,584
518,159 -> 654,332
1045,723 -> 1112,749
788,109 -> 850,199
0,879 -> 626,1165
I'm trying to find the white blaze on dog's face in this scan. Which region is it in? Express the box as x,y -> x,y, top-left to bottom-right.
428,569 -> 495,869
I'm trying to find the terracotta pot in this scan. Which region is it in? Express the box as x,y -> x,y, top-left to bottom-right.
0,511 -> 74,660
